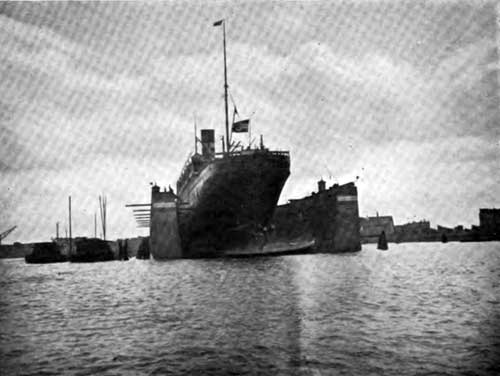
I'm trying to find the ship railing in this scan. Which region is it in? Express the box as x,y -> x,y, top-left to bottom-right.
177,149 -> 290,189
213,150 -> 289,159
178,152 -> 213,189
177,152 -> 194,186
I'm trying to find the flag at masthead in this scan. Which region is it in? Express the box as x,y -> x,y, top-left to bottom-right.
213,19 -> 230,153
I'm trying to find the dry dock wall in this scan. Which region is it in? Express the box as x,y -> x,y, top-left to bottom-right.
272,181 -> 361,253
150,186 -> 182,259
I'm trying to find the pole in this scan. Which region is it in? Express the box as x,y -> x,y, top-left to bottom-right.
68,196 -> 72,256
99,195 -> 106,241
194,114 -> 198,154
56,222 -> 59,240
101,195 -> 107,241
222,21 -> 230,153
99,196 -> 102,239
102,196 -> 108,240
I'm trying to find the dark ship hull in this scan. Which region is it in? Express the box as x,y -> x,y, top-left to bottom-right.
176,149 -> 290,257
69,238 -> 114,262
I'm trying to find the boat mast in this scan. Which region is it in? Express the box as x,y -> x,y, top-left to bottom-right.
193,113 -> 198,154
214,19 -> 230,153
68,196 -> 72,256
223,21 -> 230,153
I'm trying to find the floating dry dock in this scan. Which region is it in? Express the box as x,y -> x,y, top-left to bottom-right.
128,179 -> 361,260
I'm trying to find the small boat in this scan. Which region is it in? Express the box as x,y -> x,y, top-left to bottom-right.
69,238 -> 114,262
25,242 -> 68,264
377,231 -> 388,250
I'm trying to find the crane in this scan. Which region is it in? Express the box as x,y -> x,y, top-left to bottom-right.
0,226 -> 17,245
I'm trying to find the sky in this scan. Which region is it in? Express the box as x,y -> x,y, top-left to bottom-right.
1,1 -> 499,243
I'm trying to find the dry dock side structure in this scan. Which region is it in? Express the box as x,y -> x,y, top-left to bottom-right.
271,180 -> 361,253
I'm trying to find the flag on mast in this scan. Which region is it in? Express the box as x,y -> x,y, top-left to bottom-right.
232,119 -> 250,133
213,20 -> 223,26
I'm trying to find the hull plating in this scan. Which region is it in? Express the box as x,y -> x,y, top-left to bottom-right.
177,150 -> 290,257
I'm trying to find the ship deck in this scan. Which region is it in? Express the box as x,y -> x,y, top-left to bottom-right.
177,148 -> 290,192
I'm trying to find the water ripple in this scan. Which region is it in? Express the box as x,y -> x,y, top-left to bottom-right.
1,243 -> 499,375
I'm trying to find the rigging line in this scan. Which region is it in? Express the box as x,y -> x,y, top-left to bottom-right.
229,92 -> 236,106
228,92 -> 239,116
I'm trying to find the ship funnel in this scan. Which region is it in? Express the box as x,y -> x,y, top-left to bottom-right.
318,179 -> 326,192
201,129 -> 215,157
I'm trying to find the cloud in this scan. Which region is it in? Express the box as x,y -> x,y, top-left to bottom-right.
0,2 -> 498,242
0,14 -> 196,173
0,156 -> 173,241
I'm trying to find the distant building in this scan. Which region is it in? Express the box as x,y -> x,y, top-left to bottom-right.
355,208 -> 500,244
396,220 -> 431,233
393,220 -> 437,242
359,215 -> 395,243
437,225 -> 453,233
479,209 -> 500,239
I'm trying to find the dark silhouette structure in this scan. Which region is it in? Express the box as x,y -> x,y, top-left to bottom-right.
272,181 -> 361,253
377,231 -> 388,250
25,242 -> 67,264
69,238 -> 114,262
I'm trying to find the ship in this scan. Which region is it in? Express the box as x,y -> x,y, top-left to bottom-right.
175,136 -> 290,256
149,20 -> 290,258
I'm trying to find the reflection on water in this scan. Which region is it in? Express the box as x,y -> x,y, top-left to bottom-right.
0,242 -> 499,375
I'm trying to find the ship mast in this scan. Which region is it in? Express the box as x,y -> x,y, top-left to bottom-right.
214,19 -> 230,153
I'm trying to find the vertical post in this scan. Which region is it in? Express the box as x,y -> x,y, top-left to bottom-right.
99,195 -> 107,241
99,196 -> 102,239
194,114 -> 198,155
68,196 -> 72,256
223,21 -> 230,153
103,196 -> 106,241
221,135 -> 225,153
56,222 -> 59,240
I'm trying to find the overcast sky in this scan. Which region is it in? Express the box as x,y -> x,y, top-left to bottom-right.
1,1 -> 499,243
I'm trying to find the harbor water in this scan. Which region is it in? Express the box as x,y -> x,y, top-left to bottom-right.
1,242 -> 499,375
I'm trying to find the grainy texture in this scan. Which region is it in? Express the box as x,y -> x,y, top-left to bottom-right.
1,1 -> 499,243
1,243 -> 499,375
